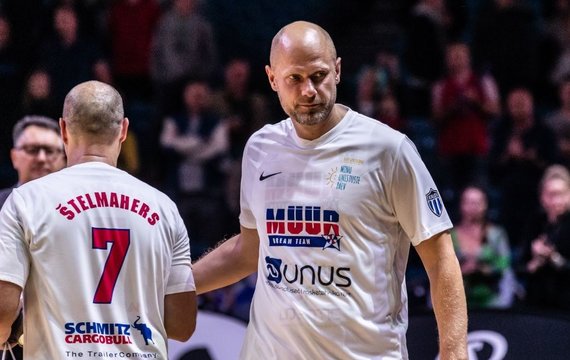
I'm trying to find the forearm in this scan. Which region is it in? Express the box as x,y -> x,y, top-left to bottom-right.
0,281 -> 22,344
193,231 -> 258,295
429,255 -> 468,360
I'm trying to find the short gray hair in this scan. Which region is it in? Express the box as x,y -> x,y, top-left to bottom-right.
12,115 -> 60,145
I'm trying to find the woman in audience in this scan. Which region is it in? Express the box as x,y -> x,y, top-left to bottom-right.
452,185 -> 515,309
522,165 -> 570,311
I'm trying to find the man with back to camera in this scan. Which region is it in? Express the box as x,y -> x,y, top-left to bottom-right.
0,80 -> 197,359
192,21 -> 468,359
0,115 -> 66,206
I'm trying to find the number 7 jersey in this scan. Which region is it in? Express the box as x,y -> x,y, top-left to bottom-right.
0,162 -> 194,360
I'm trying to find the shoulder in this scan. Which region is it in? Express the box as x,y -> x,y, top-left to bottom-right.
0,186 -> 15,206
350,110 -> 410,155
247,118 -> 290,145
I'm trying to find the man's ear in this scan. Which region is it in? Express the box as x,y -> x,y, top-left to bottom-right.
120,118 -> 129,143
59,118 -> 69,145
265,65 -> 278,92
335,57 -> 342,84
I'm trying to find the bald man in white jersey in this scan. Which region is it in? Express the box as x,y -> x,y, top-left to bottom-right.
193,21 -> 468,359
0,81 -> 197,359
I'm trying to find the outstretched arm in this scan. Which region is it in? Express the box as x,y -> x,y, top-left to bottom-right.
0,280 -> 21,345
193,226 -> 259,295
415,231 -> 468,360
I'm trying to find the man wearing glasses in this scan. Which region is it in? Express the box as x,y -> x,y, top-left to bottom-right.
0,116 -> 65,359
0,116 -> 66,206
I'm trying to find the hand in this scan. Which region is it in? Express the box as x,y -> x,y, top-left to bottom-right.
531,235 -> 554,258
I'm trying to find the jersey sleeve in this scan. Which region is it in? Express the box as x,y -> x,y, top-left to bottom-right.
390,137 -> 453,246
239,142 -> 257,229
0,191 -> 30,288
165,211 -> 195,294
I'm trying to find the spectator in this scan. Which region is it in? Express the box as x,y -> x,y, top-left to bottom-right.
376,93 -> 406,132
0,15 -> 26,186
211,58 -> 269,222
151,0 -> 218,116
471,0 -> 539,97
355,67 -> 377,117
545,0 -> 570,87
403,0 -> 447,117
18,69 -> 59,120
159,79 -> 229,257
520,164 -> 570,311
490,88 -> 558,258
431,42 -> 500,206
38,5 -> 109,107
452,185 -> 515,309
0,115 -> 65,359
545,75 -> 570,135
0,116 -> 65,206
108,0 -> 161,102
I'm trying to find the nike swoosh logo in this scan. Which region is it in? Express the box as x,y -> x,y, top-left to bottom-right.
259,171 -> 282,181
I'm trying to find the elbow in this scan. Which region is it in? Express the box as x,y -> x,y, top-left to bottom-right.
169,320 -> 196,342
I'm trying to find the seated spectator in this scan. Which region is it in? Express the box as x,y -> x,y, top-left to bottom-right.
452,185 -> 515,309
520,165 -> 570,311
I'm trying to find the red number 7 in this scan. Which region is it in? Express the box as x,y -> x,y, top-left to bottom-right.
92,228 -> 131,304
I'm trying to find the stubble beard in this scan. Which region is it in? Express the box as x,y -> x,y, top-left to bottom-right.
291,101 -> 334,126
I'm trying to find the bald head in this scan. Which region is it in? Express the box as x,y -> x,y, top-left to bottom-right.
62,81 -> 124,143
269,21 -> 337,67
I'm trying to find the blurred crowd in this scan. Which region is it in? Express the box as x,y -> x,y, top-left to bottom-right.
2,0 -> 570,320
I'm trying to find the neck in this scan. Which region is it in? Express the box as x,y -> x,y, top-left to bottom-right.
453,68 -> 471,82
65,143 -> 119,168
68,155 -> 116,167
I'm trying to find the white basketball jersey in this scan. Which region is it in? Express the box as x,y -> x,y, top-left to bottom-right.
0,162 -> 194,360
239,107 -> 452,359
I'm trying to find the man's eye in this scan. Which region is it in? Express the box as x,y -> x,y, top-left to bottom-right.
312,72 -> 326,82
289,75 -> 301,82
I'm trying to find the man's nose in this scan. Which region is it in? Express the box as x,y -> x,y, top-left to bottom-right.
35,148 -> 48,161
301,80 -> 317,97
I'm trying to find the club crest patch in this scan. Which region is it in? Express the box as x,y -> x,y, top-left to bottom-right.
426,188 -> 443,217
